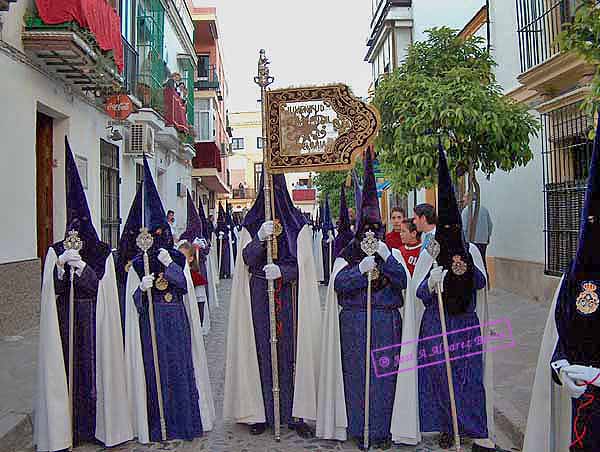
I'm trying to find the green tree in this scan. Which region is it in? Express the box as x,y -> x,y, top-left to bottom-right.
559,0 -> 600,118
313,160 -> 362,219
373,27 -> 540,241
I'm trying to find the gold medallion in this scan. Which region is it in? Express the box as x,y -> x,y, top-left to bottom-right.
124,260 -> 132,273
576,282 -> 599,315
451,255 -> 468,276
155,272 -> 169,291
164,292 -> 173,303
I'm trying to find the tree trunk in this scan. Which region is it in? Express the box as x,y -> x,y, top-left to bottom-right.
467,162 -> 481,244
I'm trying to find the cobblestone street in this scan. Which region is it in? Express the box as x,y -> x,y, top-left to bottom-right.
5,280 -> 521,452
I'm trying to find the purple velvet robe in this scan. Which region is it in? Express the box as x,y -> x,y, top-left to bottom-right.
417,268 -> 488,438
242,235 -> 299,427
54,263 -> 100,446
334,255 -> 406,443
132,250 -> 203,441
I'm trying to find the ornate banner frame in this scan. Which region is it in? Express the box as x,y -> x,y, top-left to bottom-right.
265,84 -> 380,174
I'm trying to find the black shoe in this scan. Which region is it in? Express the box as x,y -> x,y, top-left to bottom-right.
438,432 -> 454,449
249,423 -> 266,435
290,421 -> 314,439
372,438 -> 392,450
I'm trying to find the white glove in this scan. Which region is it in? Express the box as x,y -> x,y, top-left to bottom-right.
258,221 -> 274,242
559,367 -> 587,399
58,249 -> 81,267
218,231 -> 225,239
158,248 -> 173,267
263,263 -> 282,280
564,365 -> 600,388
70,258 -> 86,273
193,238 -> 208,249
140,274 -> 155,292
377,241 -> 391,261
327,231 -> 334,243
428,266 -> 448,293
359,256 -> 377,274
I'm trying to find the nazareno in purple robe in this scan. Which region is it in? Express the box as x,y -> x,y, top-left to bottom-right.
417,267 -> 488,438
132,248 -> 203,441
53,261 -> 100,446
242,233 -> 299,427
334,251 -> 406,443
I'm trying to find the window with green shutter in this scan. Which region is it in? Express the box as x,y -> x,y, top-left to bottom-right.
136,0 -> 165,113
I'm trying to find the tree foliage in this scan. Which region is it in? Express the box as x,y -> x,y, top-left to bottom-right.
372,27 -> 540,198
559,0 -> 600,117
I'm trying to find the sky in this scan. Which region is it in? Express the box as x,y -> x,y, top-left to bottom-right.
192,0 -> 373,113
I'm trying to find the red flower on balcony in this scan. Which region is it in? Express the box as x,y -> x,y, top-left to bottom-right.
35,0 -> 124,72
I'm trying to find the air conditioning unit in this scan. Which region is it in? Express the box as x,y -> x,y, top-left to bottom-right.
125,123 -> 155,158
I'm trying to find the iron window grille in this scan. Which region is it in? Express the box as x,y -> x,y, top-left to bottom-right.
180,59 -> 195,126
542,102 -> 594,276
516,0 -> 581,73
100,140 -> 121,249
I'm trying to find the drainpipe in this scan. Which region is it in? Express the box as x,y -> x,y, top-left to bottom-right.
486,0 -> 491,52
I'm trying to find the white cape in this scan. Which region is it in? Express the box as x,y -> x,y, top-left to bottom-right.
209,231 -> 220,289
391,244 -> 494,445
124,261 -> 215,443
223,225 -> 322,423
34,249 -> 133,451
313,229 -> 324,282
522,275 -> 571,452
316,249 -> 409,441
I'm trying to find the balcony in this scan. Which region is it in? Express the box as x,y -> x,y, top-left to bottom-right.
195,65 -> 220,91
164,83 -> 189,133
233,188 -> 257,200
514,0 -> 595,102
22,0 -> 124,95
192,142 -> 230,194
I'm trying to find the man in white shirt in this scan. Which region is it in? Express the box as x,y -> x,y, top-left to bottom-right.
413,203 -> 437,252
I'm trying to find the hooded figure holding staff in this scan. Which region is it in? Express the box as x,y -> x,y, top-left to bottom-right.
411,146 -> 495,452
35,138 -> 132,451
317,148 -> 408,449
224,172 -> 321,438
124,157 -> 214,443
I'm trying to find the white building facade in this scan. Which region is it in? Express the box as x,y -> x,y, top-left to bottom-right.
0,0 -> 197,335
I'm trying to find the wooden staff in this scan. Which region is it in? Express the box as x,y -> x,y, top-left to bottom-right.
360,230 -> 379,451
426,238 -> 461,452
63,230 -> 83,451
254,49 -> 280,441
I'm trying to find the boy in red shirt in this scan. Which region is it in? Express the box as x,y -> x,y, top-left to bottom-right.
385,207 -> 405,250
399,218 -> 422,275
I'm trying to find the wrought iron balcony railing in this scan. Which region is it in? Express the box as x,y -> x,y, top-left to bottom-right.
195,65 -> 220,90
516,0 -> 579,73
232,188 -> 257,199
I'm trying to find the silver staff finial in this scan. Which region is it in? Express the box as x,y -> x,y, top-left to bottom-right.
254,49 -> 274,89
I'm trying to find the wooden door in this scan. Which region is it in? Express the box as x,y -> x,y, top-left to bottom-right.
36,112 -> 53,262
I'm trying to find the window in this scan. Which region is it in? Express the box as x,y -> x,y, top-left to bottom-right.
209,191 -> 215,209
194,99 -> 211,141
257,137 -> 264,149
232,138 -> 245,150
198,54 -> 210,79
541,102 -> 594,275
100,140 -> 120,249
298,178 -> 309,187
254,162 -> 263,190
